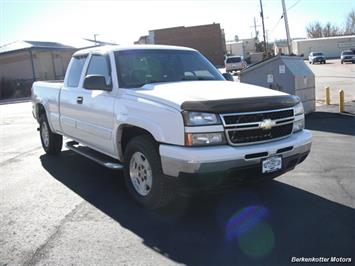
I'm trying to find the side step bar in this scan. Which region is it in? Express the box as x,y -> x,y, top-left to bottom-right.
65,141 -> 123,170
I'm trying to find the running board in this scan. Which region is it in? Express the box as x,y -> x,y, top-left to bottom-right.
65,141 -> 123,170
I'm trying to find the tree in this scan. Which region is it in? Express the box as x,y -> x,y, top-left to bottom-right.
306,9 -> 355,38
322,22 -> 342,37
306,21 -> 323,38
306,21 -> 343,38
345,9 -> 355,35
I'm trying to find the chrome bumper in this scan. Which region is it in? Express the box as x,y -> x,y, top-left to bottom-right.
159,130 -> 312,177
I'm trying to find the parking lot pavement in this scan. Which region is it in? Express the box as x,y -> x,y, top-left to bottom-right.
0,102 -> 354,266
306,59 -> 355,105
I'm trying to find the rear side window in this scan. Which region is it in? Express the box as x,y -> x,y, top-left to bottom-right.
226,57 -> 241,63
67,56 -> 87,87
86,55 -> 111,86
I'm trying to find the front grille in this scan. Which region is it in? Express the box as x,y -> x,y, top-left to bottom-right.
227,124 -> 293,144
221,108 -> 294,146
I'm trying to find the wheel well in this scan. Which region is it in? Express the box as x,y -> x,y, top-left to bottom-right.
118,126 -> 157,159
37,104 -> 46,119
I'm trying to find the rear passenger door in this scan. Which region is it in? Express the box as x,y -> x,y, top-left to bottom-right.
60,54 -> 88,138
74,54 -> 116,156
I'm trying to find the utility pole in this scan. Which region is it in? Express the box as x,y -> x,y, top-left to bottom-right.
250,17 -> 261,39
281,0 -> 292,54
259,0 -> 267,54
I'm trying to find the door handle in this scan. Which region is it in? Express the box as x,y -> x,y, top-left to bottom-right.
77,96 -> 83,104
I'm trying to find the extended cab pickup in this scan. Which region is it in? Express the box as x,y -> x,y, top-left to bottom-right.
32,45 -> 312,209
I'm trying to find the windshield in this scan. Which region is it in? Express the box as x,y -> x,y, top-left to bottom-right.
342,51 -> 354,55
226,57 -> 242,63
313,53 -> 323,56
115,49 -> 224,88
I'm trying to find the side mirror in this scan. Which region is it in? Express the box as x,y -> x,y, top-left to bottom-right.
222,72 -> 234,81
83,75 -> 112,91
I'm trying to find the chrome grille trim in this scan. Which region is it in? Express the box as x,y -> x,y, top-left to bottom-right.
220,107 -> 295,146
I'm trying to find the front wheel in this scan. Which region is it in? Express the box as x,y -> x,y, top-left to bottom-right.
39,114 -> 62,155
123,135 -> 175,209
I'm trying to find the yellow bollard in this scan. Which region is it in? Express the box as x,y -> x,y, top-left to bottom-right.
339,90 -> 344,113
325,86 -> 330,105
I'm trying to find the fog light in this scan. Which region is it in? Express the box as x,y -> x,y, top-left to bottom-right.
186,132 -> 226,146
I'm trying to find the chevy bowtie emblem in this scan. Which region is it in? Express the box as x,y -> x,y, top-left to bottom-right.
259,119 -> 276,130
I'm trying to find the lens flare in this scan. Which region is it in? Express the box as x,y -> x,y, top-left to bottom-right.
225,205 -> 268,240
238,222 -> 275,258
225,205 -> 275,258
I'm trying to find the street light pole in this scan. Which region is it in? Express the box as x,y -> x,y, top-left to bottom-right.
259,0 -> 267,55
281,0 -> 292,54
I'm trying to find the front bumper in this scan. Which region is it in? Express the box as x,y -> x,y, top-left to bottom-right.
312,57 -> 325,62
342,57 -> 355,62
160,129 -> 312,178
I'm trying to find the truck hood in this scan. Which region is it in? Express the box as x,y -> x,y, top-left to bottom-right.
126,80 -> 298,112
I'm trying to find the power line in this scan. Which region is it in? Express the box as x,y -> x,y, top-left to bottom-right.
269,0 -> 301,37
287,0 -> 301,12
269,15 -> 283,35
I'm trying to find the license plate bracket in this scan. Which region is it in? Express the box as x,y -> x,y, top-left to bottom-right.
262,156 -> 282,174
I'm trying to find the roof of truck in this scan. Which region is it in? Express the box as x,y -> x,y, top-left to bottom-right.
73,44 -> 196,57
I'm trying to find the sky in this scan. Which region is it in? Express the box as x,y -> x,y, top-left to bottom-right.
0,0 -> 354,47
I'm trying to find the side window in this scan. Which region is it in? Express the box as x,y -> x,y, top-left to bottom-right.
86,55 -> 111,86
67,56 -> 87,87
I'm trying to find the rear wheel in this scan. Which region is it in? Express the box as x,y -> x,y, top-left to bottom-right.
123,135 -> 175,209
39,114 -> 62,155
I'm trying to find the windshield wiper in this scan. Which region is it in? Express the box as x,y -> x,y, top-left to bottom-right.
135,80 -> 164,87
181,76 -> 216,81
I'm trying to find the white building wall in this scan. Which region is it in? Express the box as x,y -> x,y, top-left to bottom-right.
226,38 -> 257,58
242,38 -> 256,55
293,36 -> 355,59
226,41 -> 244,56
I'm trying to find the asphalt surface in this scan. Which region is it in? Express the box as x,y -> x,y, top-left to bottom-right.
0,102 -> 354,266
299,59 -> 355,105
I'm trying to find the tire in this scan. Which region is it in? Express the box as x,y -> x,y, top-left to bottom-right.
39,114 -> 63,155
341,61 -> 344,64
123,135 -> 175,209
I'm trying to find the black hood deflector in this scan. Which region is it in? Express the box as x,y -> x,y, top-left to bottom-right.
181,95 -> 300,113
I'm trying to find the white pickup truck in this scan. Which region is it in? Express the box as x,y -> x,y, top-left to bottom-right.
32,45 -> 311,209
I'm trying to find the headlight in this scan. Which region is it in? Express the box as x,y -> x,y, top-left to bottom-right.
185,132 -> 226,146
293,116 -> 305,132
294,102 -> 304,116
183,111 -> 221,126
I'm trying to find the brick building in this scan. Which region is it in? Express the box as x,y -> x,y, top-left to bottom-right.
0,41 -> 76,99
135,23 -> 226,67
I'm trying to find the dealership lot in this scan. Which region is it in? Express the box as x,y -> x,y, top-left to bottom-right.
1,59 -> 354,265
303,59 -> 355,106
0,98 -> 354,265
